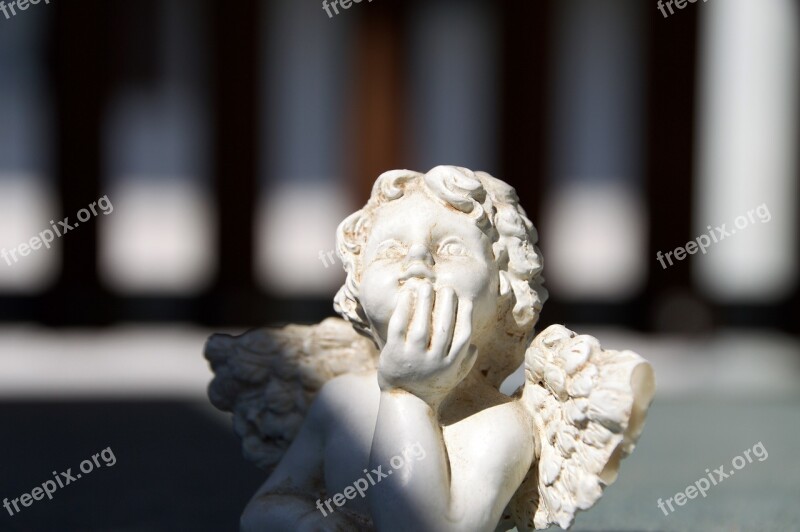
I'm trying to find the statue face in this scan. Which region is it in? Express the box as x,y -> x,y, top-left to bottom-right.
358,191 -> 499,347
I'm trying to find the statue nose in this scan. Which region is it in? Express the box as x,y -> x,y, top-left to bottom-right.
401,244 -> 435,281
405,243 -> 434,267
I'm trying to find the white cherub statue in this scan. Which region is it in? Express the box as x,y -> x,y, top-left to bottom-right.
205,166 -> 655,531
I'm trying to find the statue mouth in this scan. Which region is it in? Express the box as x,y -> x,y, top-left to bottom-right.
398,277 -> 435,290
398,261 -> 436,285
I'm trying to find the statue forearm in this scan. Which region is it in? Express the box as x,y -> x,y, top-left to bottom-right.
368,390 -> 467,532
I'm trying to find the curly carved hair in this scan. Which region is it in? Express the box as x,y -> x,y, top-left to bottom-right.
334,166 -> 548,385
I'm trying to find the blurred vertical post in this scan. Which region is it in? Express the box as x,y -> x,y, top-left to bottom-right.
645,2 -> 701,332
500,0 -> 550,224
351,0 -> 407,204
542,0 -> 648,326
256,0 -> 353,301
207,0 -> 260,325
695,0 -> 799,332
794,60 -> 800,336
47,0 -> 112,325
406,0 -> 500,173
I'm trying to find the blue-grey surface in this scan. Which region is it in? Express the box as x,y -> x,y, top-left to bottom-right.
570,398 -> 800,532
0,401 -> 263,532
1,398 -> 797,531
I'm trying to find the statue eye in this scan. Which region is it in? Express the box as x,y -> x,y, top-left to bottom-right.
375,240 -> 406,260
438,239 -> 468,257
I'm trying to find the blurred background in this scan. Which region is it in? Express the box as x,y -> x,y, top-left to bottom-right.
0,0 -> 798,530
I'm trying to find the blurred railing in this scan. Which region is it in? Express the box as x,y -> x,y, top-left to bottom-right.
0,0 -> 796,334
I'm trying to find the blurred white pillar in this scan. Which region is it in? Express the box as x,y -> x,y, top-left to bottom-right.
100,0 -> 215,294
256,0 -> 353,296
544,0 -> 647,300
0,178 -> 59,291
407,0 -> 499,173
0,15 -> 57,291
695,0 -> 799,301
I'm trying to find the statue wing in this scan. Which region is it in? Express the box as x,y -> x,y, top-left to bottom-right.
204,317 -> 379,473
510,324 -> 655,530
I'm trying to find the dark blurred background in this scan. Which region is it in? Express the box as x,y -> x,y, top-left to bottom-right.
0,0 -> 798,531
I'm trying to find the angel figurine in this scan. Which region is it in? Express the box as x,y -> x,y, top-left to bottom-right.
205,166 -> 655,531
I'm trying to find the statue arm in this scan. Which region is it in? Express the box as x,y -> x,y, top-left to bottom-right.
367,391 -> 526,532
241,380 -> 345,531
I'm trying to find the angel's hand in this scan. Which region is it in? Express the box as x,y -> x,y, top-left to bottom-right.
377,282 -> 478,407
